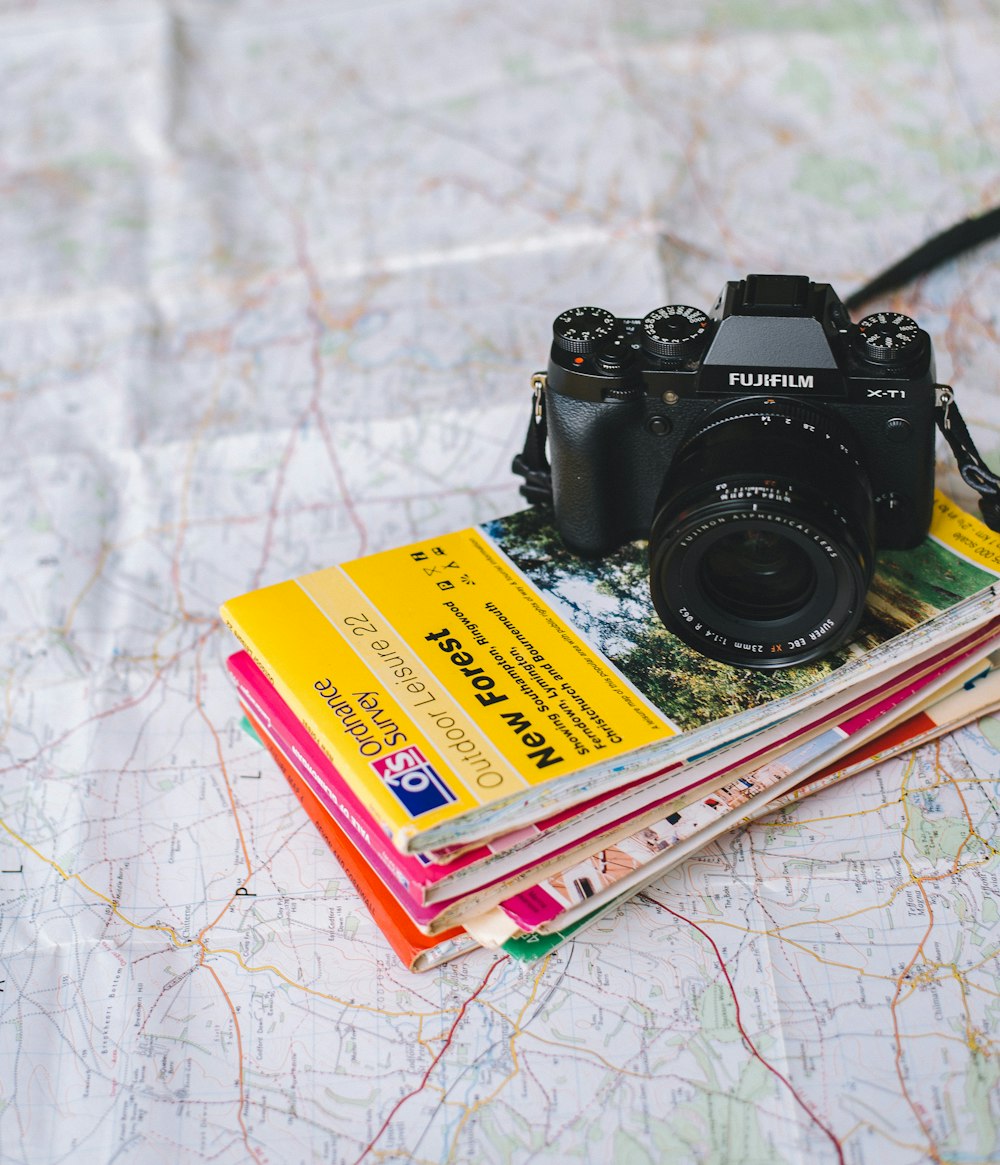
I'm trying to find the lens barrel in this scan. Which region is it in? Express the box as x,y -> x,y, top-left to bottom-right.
648,397 -> 876,669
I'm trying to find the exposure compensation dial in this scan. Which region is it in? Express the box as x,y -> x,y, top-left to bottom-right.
552,306 -> 617,354
855,312 -> 922,365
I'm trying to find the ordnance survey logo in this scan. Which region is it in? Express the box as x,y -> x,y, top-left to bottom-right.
370,746 -> 457,818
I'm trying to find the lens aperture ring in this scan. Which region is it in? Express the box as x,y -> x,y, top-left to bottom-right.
675,397 -> 866,474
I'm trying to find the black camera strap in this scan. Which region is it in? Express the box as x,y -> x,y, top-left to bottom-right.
511,373 -> 555,507
513,204 -> 1000,530
846,203 -> 1000,531
843,205 -> 1000,311
936,385 -> 1000,530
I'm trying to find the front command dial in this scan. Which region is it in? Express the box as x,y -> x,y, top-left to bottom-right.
552,306 -> 617,354
855,312 -> 922,364
640,304 -> 709,358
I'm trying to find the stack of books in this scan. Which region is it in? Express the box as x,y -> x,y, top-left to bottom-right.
221,492 -> 1000,971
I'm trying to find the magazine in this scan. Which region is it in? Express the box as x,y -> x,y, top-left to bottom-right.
762,655 -> 1000,815
491,648 -> 1000,960
221,493 -> 1000,854
230,618 -> 998,933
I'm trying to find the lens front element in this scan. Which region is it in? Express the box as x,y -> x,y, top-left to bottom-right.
649,398 -> 876,669
699,527 -> 817,622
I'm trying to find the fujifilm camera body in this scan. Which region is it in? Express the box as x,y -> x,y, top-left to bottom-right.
538,274 -> 939,668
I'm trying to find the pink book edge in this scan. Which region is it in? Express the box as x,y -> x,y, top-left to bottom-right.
228,650 -> 690,896
498,630 -> 999,931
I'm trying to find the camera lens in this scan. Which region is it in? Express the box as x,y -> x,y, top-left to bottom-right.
700,528 -> 817,621
648,397 -> 876,669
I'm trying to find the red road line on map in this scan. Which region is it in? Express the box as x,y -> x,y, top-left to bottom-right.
288,186 -> 369,560
641,893 -> 846,1165
194,640 -> 254,894
251,422 -> 302,590
162,640 -> 261,1160
309,386 -> 369,558
232,147 -> 371,571
354,956 -> 508,1164
201,953 -> 266,1165
0,644 -> 196,777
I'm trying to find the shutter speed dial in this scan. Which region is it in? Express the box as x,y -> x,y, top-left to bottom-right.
641,305 -> 710,358
855,312 -> 922,364
552,306 -> 617,354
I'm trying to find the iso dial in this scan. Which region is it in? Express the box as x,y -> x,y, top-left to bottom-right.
856,312 -> 921,364
552,306 -> 617,354
641,304 -> 709,359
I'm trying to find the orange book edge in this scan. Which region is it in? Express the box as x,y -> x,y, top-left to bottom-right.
241,705 -> 479,973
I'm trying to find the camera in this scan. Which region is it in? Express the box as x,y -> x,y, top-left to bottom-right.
536,274 -> 940,669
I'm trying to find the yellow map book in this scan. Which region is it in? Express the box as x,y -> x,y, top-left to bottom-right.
221,493 -> 1000,854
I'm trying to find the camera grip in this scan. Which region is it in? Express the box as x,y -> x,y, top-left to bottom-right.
545,391 -> 638,557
